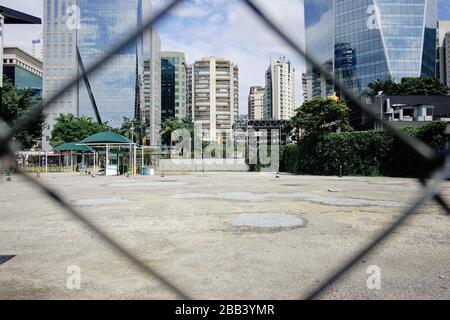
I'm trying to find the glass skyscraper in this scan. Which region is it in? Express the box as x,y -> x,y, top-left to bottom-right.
305,0 -> 437,99
42,0 -> 159,150
76,0 -> 145,125
161,51 -> 187,121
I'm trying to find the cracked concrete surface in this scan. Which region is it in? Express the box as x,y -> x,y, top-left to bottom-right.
0,172 -> 449,299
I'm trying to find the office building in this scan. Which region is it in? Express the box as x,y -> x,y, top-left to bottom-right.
371,95 -> 450,129
264,57 -> 295,120
3,46 -> 42,99
305,0 -> 438,97
161,51 -> 187,121
142,28 -> 161,146
191,57 -> 239,141
248,86 -> 265,120
301,72 -> 309,101
437,20 -> 450,89
42,0 -> 160,150
32,31 -> 43,61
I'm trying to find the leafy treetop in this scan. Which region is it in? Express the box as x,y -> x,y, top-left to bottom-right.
284,97 -> 353,143
0,79 -> 45,149
50,114 -> 108,147
368,77 -> 449,96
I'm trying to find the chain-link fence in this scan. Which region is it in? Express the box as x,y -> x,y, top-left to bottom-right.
1,0 -> 449,300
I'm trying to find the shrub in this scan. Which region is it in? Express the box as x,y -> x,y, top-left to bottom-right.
280,121 -> 447,178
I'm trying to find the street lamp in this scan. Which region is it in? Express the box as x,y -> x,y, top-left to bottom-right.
377,91 -> 384,130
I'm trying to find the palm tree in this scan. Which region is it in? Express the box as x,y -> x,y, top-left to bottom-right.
160,118 -> 195,147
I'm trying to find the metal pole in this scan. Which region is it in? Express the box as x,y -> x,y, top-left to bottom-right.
106,145 -> 109,175
45,152 -> 48,173
380,95 -> 383,130
134,144 -> 137,176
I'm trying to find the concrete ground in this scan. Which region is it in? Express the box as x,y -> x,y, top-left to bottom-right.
1,172 -> 450,300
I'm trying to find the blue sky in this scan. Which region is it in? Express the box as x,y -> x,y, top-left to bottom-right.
2,0 -> 449,113
438,0 -> 450,19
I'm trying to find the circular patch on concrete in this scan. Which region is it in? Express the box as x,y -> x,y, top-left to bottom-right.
232,213 -> 306,229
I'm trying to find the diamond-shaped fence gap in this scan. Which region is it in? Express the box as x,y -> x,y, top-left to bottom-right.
1,0 -> 450,301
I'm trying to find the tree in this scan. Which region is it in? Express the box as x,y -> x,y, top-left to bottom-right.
285,97 -> 353,143
160,118 -> 194,146
50,114 -> 108,147
368,77 -> 449,96
119,119 -> 145,145
0,79 -> 45,149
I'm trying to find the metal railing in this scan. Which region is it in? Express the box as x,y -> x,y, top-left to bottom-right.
1,0 -> 449,300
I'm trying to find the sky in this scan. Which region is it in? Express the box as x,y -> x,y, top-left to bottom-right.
1,0 -> 449,114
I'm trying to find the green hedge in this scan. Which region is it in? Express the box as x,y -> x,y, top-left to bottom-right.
280,121 -> 447,177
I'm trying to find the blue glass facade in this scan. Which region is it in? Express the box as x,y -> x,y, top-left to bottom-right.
305,0 -> 437,97
4,66 -> 42,99
161,57 -> 176,121
77,0 -> 146,126
305,0 -> 334,98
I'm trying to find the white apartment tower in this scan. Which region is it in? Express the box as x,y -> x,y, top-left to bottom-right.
191,57 -> 239,141
438,21 -> 450,89
142,28 -> 161,146
446,32 -> 450,90
32,31 -> 44,61
248,86 -> 265,120
186,64 -> 193,120
264,57 -> 295,120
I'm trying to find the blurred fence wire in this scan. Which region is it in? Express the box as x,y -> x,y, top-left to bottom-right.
0,0 -> 449,300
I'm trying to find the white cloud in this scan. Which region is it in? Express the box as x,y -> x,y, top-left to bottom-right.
3,0 -> 307,115
157,0 -> 306,114
1,0 -> 43,55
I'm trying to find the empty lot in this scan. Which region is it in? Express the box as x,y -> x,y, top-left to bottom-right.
1,172 -> 450,299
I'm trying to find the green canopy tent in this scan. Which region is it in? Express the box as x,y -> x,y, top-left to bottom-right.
53,142 -> 94,152
80,132 -> 137,176
52,142 -> 95,172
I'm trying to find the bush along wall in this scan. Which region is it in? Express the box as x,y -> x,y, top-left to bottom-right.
280,121 -> 448,178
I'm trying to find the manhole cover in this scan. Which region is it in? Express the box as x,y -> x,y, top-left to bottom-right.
232,213 -> 306,229
0,255 -> 15,266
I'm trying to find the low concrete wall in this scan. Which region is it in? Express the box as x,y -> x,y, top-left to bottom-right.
158,159 -> 249,172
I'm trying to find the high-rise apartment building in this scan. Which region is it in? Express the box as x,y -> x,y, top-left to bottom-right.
248,86 -> 265,120
437,20 -> 450,89
142,28 -> 161,146
42,0 -> 160,150
186,64 -> 193,121
445,33 -> 450,90
305,0 -> 438,98
191,57 -> 239,141
264,57 -> 295,120
32,31 -> 43,61
301,72 -> 311,101
161,51 -> 187,121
